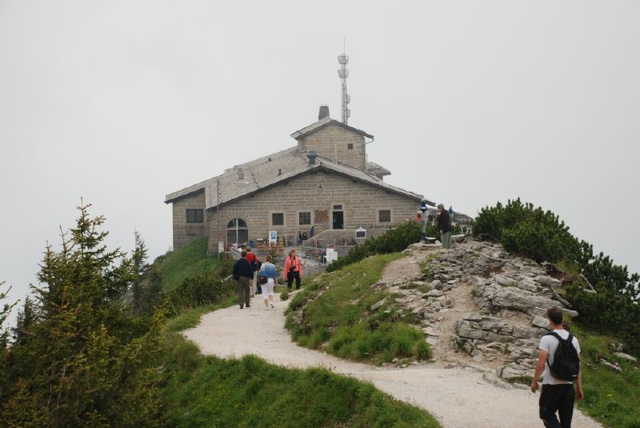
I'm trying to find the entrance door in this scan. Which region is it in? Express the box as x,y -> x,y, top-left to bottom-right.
332,211 -> 344,229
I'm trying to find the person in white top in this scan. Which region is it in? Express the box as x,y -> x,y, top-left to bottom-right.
530,307 -> 584,427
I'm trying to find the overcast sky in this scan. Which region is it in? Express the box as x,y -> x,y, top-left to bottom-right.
1,1 -> 638,315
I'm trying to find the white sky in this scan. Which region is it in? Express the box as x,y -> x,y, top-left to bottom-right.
1,1 -> 638,313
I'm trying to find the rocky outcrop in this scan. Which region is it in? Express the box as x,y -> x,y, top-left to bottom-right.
402,239 -> 578,383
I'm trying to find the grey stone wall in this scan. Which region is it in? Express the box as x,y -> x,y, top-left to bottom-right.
206,169 -> 419,254
298,123 -> 366,170
172,190 -> 207,249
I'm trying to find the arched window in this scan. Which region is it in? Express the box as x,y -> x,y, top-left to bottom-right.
226,218 -> 248,244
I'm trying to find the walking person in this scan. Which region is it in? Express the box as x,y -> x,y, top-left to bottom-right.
530,307 -> 584,427
258,255 -> 277,309
245,246 -> 260,297
436,203 -> 452,249
232,251 -> 253,309
284,249 -> 303,291
419,199 -> 429,242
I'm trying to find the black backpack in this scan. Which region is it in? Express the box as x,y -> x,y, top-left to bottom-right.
545,332 -> 580,381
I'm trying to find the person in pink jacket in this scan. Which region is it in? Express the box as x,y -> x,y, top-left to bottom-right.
284,249 -> 303,291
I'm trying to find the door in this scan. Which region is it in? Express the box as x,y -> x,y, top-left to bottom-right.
332,211 -> 344,229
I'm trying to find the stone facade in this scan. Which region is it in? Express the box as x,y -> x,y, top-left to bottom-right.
172,190 -> 207,249
166,110 -> 428,252
206,169 -> 418,254
297,122 -> 367,170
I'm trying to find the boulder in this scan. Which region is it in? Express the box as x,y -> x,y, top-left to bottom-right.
534,275 -> 562,288
531,315 -> 550,329
495,275 -> 518,287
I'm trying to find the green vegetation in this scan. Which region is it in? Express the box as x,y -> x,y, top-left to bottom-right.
566,323 -> 640,428
474,199 -> 640,427
163,296 -> 237,333
161,336 -> 441,428
472,198 -> 582,263
0,204 -> 441,426
156,237 -> 226,292
0,203 -> 165,426
327,221 -> 423,272
473,199 -> 640,356
286,253 -> 431,364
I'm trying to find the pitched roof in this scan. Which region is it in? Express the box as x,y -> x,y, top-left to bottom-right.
165,147 -> 429,208
290,117 -> 374,140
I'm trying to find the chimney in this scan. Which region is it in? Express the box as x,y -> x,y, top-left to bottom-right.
318,105 -> 330,120
307,150 -> 319,165
236,167 -> 245,181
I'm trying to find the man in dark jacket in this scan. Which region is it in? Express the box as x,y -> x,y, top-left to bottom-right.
436,203 -> 452,249
232,251 -> 253,309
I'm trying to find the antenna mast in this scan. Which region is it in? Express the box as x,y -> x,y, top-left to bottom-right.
337,40 -> 350,124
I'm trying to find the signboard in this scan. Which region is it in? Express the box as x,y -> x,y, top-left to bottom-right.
268,231 -> 278,245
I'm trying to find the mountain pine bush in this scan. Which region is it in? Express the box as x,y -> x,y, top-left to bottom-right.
474,198 -> 640,355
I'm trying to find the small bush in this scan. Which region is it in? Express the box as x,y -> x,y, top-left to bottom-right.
168,272 -> 235,309
327,221 -> 422,272
473,199 -> 580,263
280,290 -> 289,301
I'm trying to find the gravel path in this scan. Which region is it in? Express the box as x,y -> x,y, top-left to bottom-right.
183,292 -> 601,428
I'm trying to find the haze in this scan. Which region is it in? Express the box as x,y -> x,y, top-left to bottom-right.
1,1 -> 638,313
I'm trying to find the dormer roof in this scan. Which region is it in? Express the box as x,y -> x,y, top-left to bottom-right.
290,116 -> 374,140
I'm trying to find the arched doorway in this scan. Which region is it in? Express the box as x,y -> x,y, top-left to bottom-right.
227,218 -> 248,244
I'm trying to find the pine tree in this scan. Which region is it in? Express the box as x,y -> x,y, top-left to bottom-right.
0,202 -> 165,426
131,231 -> 149,313
13,296 -> 38,346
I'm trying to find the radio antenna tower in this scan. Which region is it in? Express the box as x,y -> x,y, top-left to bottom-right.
337,40 -> 350,124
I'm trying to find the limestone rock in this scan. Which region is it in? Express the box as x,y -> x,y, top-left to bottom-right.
614,352 -> 637,362
534,275 -> 562,288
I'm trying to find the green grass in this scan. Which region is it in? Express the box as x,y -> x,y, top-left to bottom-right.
157,237 -> 220,292
161,336 -> 441,428
286,253 -> 432,365
564,323 -> 640,428
163,296 -> 238,333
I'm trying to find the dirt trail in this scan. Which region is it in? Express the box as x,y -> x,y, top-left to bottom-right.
184,257 -> 601,428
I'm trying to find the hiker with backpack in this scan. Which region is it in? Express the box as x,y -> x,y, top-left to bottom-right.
530,307 -> 584,428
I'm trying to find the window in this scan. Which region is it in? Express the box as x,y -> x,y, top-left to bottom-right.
299,212 -> 311,225
379,210 -> 391,223
333,204 -> 342,210
347,143 -> 354,150
272,213 -> 284,226
186,209 -> 204,223
226,218 -> 248,244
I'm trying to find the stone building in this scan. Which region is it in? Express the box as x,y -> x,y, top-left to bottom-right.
165,107 -> 432,254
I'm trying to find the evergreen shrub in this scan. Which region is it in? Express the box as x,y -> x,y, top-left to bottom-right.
474,198 -> 640,355
326,221 -> 422,272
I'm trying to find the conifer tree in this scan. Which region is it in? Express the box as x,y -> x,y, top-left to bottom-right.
0,202 -> 165,426
131,230 -> 149,313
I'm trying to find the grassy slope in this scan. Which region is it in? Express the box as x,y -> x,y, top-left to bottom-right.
567,323 -> 640,428
161,336 -> 440,428
286,253 -> 431,365
157,237 -> 219,292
